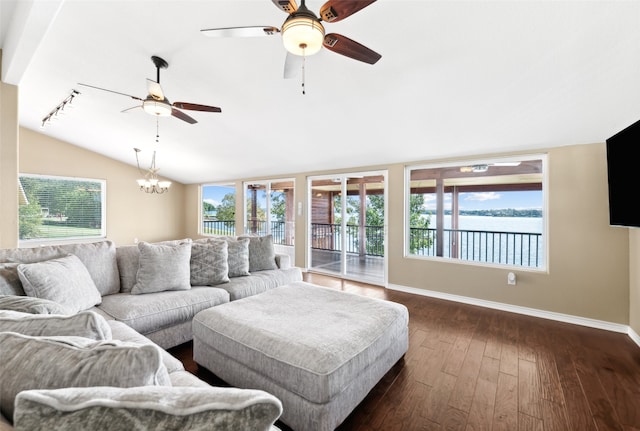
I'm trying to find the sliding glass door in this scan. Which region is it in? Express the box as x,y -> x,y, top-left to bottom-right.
308,171 -> 387,285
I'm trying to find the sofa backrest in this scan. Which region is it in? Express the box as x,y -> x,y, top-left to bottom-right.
0,241 -> 120,297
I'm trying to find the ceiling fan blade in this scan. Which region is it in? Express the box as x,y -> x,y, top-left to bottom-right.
146,79 -> 164,101
271,0 -> 297,13
171,108 -> 197,124
121,105 -> 141,113
283,52 -> 303,79
319,0 -> 376,22
173,102 -> 222,113
323,33 -> 381,64
201,26 -> 280,38
77,83 -> 143,101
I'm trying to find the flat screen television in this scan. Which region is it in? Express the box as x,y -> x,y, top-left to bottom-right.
606,118 -> 640,228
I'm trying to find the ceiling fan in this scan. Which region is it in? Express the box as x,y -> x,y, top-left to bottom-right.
78,56 -> 222,124
201,0 -> 381,76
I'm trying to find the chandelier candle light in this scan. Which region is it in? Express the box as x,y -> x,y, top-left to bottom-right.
134,148 -> 171,194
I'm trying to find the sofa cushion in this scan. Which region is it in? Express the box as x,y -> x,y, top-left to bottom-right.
0,332 -> 171,421
97,287 -> 230,336
190,241 -> 230,286
0,310 -> 112,340
217,267 -> 303,301
0,262 -> 24,296
0,241 -> 120,297
13,386 -> 283,431
56,241 -> 120,296
132,241 -> 192,295
0,294 -> 70,315
224,237 -> 250,277
239,235 -> 278,272
17,254 -> 102,313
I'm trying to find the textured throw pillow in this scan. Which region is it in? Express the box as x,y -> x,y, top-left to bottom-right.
17,254 -> 102,313
131,241 -> 192,294
0,332 -> 171,421
190,241 -> 230,286
0,294 -> 70,315
0,262 -> 24,296
0,310 -> 112,340
14,386 -> 283,431
224,237 -> 250,277
117,239 -> 193,294
239,235 -> 278,272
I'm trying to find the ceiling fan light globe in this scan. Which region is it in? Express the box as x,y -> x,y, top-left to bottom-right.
136,179 -> 147,187
158,181 -> 171,189
282,16 -> 325,56
142,99 -> 172,116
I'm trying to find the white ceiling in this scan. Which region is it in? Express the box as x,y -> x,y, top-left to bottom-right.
2,1 -> 640,185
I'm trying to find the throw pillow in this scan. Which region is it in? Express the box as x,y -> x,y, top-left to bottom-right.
17,254 -> 102,314
0,310 -> 112,340
224,237 -> 250,277
239,235 -> 278,272
190,240 -> 230,286
14,386 -> 283,431
0,294 -> 70,315
117,239 -> 193,294
0,332 -> 171,422
131,241 -> 192,294
0,262 -> 24,296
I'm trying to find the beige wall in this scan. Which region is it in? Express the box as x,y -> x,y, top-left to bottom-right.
388,144 -> 629,324
0,50 -> 20,248
19,128 -> 187,246
185,144 -> 630,325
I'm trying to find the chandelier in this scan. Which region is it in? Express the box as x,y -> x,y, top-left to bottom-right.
134,148 -> 171,194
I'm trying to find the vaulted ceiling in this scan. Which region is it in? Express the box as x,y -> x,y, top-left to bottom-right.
2,1 -> 640,184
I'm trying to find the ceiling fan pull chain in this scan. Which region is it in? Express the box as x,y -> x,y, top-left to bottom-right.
155,116 -> 160,144
302,45 -> 306,95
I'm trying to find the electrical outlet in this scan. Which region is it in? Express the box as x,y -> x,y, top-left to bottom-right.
507,272 -> 516,285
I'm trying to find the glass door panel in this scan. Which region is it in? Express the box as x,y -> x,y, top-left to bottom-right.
309,178 -> 344,276
308,172 -> 386,285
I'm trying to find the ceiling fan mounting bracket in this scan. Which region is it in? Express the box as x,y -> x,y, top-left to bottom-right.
151,56 -> 168,70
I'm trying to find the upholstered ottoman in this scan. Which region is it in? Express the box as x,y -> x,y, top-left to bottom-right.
192,281 -> 408,431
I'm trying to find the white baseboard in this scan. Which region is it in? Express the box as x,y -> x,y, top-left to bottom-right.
387,283 -> 638,346
629,327 -> 640,347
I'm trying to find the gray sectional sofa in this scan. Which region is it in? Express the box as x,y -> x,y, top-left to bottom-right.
0,235 -> 303,430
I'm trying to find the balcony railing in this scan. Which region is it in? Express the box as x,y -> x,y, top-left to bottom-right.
410,227 -> 542,267
203,220 -> 543,268
202,220 -> 294,246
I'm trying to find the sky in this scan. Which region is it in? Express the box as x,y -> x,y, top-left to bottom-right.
202,185 -> 235,208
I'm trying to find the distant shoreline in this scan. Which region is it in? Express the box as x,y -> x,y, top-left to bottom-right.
427,209 -> 543,218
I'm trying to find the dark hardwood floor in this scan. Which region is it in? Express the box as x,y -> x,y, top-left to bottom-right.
168,273 -> 640,431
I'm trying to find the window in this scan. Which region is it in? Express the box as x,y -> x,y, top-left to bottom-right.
201,183 -> 236,236
245,180 -> 295,246
18,174 -> 106,242
406,156 -> 546,269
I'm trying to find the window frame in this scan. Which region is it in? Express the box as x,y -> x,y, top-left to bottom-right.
18,173 -> 107,245
404,154 -> 548,271
242,178 -> 295,246
199,183 -> 237,237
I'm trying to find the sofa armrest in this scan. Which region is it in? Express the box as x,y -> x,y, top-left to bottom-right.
274,254 -> 291,270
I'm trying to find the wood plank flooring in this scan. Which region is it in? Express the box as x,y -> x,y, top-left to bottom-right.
168,273 -> 640,431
